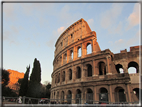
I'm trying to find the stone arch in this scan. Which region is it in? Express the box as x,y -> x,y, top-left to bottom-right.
115,64 -> 124,74
77,46 -> 81,57
70,50 -> 73,60
114,86 -> 126,102
58,73 -> 60,83
61,91 -> 64,102
68,69 -> 72,80
76,89 -> 82,104
55,74 -> 58,83
128,61 -> 139,73
59,56 -> 62,66
57,91 -> 59,100
62,71 -> 65,82
76,66 -> 81,79
67,90 -> 72,104
86,42 -> 92,54
54,91 -> 56,99
99,87 -> 108,103
63,53 -> 67,64
86,88 -> 93,104
86,64 -> 92,77
132,88 -> 140,102
98,61 -> 106,75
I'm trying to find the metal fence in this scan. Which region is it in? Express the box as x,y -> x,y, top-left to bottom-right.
2,96 -> 139,105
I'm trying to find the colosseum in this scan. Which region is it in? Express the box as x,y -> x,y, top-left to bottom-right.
50,18 -> 141,104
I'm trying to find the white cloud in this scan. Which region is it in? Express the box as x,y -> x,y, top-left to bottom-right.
115,39 -> 124,44
100,3 -> 124,29
57,27 -> 65,35
3,26 -> 20,45
111,30 -> 140,53
47,26 -> 65,49
87,19 -> 94,25
126,3 -> 140,30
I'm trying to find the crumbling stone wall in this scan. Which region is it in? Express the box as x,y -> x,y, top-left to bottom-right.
50,18 -> 141,104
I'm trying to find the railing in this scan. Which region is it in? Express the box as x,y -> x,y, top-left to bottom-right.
2,96 -> 139,106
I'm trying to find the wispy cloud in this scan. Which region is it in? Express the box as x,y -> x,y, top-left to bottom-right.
111,30 -> 140,53
57,27 -> 65,35
126,3 -> 140,30
3,26 -> 21,45
100,3 -> 124,35
46,26 -> 65,49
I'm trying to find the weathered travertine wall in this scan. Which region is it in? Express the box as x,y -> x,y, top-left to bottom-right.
50,18 -> 141,104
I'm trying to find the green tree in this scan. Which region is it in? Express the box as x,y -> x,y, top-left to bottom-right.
2,69 -> 10,87
46,83 -> 51,98
2,69 -> 17,97
26,58 -> 42,98
19,65 -> 30,96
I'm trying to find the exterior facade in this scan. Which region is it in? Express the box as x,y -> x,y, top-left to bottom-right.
50,18 -> 141,104
7,69 -> 24,95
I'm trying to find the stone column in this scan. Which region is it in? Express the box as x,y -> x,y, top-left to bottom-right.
81,64 -> 85,81
73,46 -> 77,60
81,43 -> 86,58
92,39 -> 95,53
93,60 -> 97,76
94,86 -> 98,103
61,54 -> 63,66
64,90 -> 67,102
67,50 -> 70,63
108,85 -> 113,103
126,84 -> 132,102
72,66 -> 76,82
72,90 -> 76,104
106,55 -> 112,75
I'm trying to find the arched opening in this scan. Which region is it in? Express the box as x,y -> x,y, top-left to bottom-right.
55,75 -> 57,83
58,73 -> 60,83
87,43 -> 92,54
76,66 -> 81,79
69,69 -> 72,80
111,55 -> 113,61
86,88 -> 93,104
62,71 -> 65,82
61,91 -> 64,102
98,62 -> 106,75
99,88 -> 108,103
63,53 -> 67,64
115,64 -> 124,74
78,47 -> 81,57
87,64 -> 92,77
128,61 -> 139,74
76,89 -> 81,104
54,92 -> 55,99
114,87 -> 126,102
132,88 -> 140,102
70,50 -> 73,60
57,92 -> 59,101
67,90 -> 72,104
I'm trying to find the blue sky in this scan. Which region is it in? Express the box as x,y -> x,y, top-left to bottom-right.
2,1 -> 140,84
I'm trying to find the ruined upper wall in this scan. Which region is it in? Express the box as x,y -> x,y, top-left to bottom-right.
114,46 -> 141,61
54,18 -> 95,58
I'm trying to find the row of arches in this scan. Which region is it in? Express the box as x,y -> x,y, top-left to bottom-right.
54,61 -> 139,84
54,64 -> 93,84
54,42 -> 92,67
115,61 -> 139,74
52,87 -> 140,103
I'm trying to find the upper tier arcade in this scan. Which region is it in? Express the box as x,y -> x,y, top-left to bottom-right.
53,18 -> 101,70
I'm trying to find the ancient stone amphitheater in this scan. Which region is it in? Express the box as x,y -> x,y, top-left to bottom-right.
50,18 -> 141,104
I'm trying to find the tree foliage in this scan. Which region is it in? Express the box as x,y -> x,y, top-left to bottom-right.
2,69 -> 10,87
2,69 -> 17,97
26,58 -> 42,98
19,65 -> 30,96
30,58 -> 41,83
